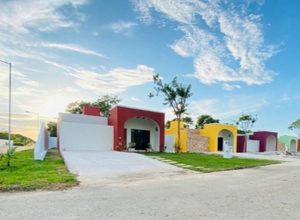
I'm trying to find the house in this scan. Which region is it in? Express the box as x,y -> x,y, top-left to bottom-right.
165,122 -> 237,153
278,135 -> 298,153
249,131 -> 278,152
108,105 -> 165,152
200,124 -> 237,153
56,105 -> 165,153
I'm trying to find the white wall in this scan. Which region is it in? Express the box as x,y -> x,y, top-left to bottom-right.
49,137 -> 57,149
34,123 -> 47,160
0,139 -> 13,147
124,117 -> 159,151
59,113 -> 113,151
165,135 -> 175,153
60,122 -> 113,151
218,130 -> 234,147
266,135 -> 276,151
290,140 -> 297,153
246,140 -> 260,152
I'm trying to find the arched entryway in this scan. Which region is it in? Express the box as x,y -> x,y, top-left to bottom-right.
124,117 -> 160,151
218,129 -> 234,151
266,135 -> 276,151
108,106 -> 165,152
290,139 -> 297,153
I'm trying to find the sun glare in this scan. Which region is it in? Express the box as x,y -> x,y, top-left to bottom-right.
41,95 -> 73,119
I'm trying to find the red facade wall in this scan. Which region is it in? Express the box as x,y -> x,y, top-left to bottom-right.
108,106 -> 165,152
83,106 -> 101,116
298,139 -> 300,152
237,135 -> 246,152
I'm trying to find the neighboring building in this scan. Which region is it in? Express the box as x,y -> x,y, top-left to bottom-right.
200,124 -> 237,153
57,105 -> 165,153
165,122 -> 237,153
249,131 -> 278,152
278,135 -> 298,153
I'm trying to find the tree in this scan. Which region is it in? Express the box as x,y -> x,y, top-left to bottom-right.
94,95 -> 122,117
234,113 -> 258,152
66,101 -> 91,114
65,95 -> 122,117
149,74 -> 192,153
288,119 -> 300,138
195,115 -> 219,129
47,121 -> 57,137
165,116 -> 194,129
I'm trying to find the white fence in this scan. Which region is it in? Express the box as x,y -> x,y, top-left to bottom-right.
165,134 -> 175,153
49,137 -> 57,149
34,123 -> 57,160
246,140 -> 260,152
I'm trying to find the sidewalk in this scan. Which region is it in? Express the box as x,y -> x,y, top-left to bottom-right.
202,151 -> 299,162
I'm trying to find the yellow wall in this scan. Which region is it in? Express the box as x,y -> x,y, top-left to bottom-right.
165,121 -> 187,152
200,124 -> 237,153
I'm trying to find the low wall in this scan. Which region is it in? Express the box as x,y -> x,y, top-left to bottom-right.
49,137 -> 57,149
34,123 -> 49,160
186,129 -> 209,152
277,143 -> 285,151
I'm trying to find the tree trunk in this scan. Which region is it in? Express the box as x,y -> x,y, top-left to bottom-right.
177,116 -> 181,153
243,134 -> 247,153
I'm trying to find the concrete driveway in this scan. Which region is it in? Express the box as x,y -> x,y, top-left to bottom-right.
1,160 -> 300,220
61,151 -> 190,186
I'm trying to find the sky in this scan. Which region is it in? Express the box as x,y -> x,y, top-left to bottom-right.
0,0 -> 299,140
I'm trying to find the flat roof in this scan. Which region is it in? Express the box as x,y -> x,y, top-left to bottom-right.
110,105 -> 165,114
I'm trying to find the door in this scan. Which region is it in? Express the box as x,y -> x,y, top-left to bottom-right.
218,137 -> 223,151
131,129 -> 150,150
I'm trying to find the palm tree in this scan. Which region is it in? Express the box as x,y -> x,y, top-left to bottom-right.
149,74 -> 192,153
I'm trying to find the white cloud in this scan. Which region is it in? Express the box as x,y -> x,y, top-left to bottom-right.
0,0 -> 89,33
13,71 -> 41,87
222,83 -> 241,91
131,97 -> 141,102
188,95 -> 268,121
71,65 -> 156,94
104,21 -> 138,37
39,42 -> 106,57
66,87 -> 79,93
132,0 -> 279,88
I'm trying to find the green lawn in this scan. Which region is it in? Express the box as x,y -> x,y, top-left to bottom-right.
143,153 -> 280,172
0,149 -> 78,191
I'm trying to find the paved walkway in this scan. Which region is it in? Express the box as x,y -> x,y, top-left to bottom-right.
0,145 -> 34,153
61,151 -> 191,186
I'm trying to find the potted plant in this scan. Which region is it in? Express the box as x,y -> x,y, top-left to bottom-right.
146,143 -> 153,152
128,142 -> 136,151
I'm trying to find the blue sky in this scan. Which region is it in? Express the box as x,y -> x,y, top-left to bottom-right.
0,0 -> 299,140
